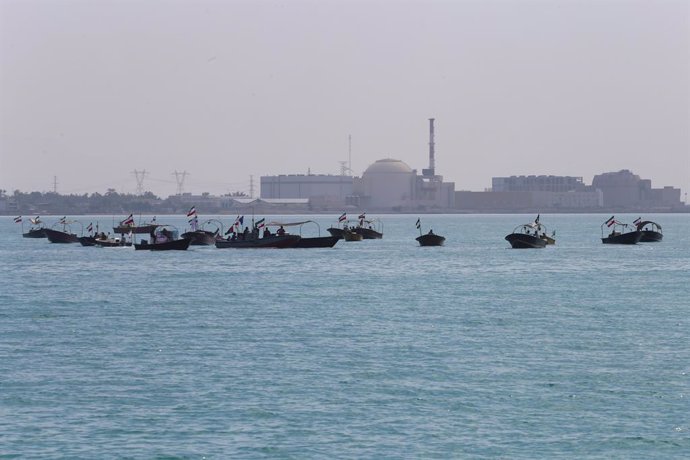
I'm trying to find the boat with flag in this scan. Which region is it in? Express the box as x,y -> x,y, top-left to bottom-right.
633,217 -> 663,242
215,217 -> 300,248
601,216 -> 642,244
180,208 -> 222,245
326,212 -> 349,239
328,212 -> 383,239
266,220 -> 339,248
134,225 -> 191,250
505,216 -> 549,248
113,214 -> 159,234
44,217 -> 82,244
353,213 -> 383,239
415,218 -> 445,246
17,216 -> 47,238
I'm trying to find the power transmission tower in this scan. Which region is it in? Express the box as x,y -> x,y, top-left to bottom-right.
132,169 -> 148,195
172,170 -> 189,195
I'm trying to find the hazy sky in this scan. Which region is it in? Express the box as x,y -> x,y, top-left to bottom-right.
1,0 -> 688,197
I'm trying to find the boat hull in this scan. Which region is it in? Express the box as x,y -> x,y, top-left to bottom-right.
23,228 -> 46,238
416,234 -> 446,246
215,234 -> 301,249
327,227 -> 345,239
602,231 -> 642,245
78,236 -> 97,246
354,227 -> 383,239
94,239 -> 132,247
342,231 -> 363,241
505,233 -> 547,248
181,230 -> 219,246
639,230 -> 663,242
134,238 -> 191,251
295,236 -> 339,248
45,228 -> 80,244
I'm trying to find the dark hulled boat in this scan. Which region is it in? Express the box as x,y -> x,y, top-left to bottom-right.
215,234 -> 301,249
354,226 -> 383,239
95,238 -> 132,247
602,230 -> 642,245
134,226 -> 190,251
181,230 -> 219,246
134,238 -> 190,250
601,217 -> 641,244
295,236 -> 339,248
78,236 -> 97,246
635,220 -> 663,242
505,220 -> 549,249
45,228 -> 80,244
23,228 -> 46,238
265,220 -> 339,248
416,232 -> 446,246
414,219 -> 445,246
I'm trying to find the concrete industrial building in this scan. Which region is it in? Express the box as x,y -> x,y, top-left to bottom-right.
260,118 -> 456,211
457,170 -> 683,212
591,169 -> 682,210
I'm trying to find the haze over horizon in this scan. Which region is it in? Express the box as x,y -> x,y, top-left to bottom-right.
1,0 -> 688,199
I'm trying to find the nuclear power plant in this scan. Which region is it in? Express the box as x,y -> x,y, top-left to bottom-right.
259,118 -> 686,213
260,119 -> 456,211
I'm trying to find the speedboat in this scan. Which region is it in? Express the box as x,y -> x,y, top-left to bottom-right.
415,219 -> 445,246
134,226 -> 191,250
265,220 -> 339,248
601,217 -> 641,244
505,217 -> 549,248
635,220 -> 663,242
215,234 -> 301,248
45,219 -> 82,244
22,217 -> 46,238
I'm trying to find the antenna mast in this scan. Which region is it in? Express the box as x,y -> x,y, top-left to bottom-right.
428,118 -> 435,175
172,170 -> 189,195
348,134 -> 352,174
132,169 -> 148,195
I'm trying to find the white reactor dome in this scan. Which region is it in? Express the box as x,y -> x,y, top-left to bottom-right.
363,158 -> 413,175
360,158 -> 415,208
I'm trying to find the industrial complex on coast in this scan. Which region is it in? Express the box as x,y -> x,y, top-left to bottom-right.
257,119 -> 685,213
2,118 -> 686,215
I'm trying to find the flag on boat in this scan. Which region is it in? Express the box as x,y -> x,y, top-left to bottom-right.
151,216 -> 156,223
633,217 -> 642,225
338,212 -> 347,222
605,216 -> 615,227
30,216 -> 41,225
358,212 -> 366,219
13,216 -> 22,223
121,214 -> 134,225
59,216 -> 67,224
86,223 -> 93,233
415,218 -> 421,229
234,215 -> 244,228
535,214 -> 540,224
255,218 -> 265,228
186,206 -> 197,217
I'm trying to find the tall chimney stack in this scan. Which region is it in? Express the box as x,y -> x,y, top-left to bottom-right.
428,118 -> 435,176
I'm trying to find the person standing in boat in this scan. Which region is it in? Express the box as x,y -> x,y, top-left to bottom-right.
263,227 -> 271,238
277,226 -> 286,236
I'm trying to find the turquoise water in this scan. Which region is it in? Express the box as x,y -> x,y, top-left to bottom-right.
1,214 -> 689,458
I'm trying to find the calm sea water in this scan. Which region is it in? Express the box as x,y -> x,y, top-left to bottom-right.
1,213 -> 689,459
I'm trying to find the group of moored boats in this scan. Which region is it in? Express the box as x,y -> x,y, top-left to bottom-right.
504,215 -> 663,248
14,213 -> 664,250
